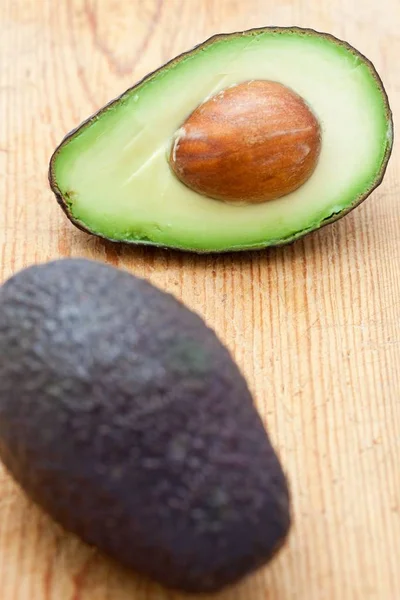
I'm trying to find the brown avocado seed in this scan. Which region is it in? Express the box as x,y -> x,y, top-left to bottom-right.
169,80 -> 321,204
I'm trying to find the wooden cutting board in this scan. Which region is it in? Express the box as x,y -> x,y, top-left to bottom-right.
0,1 -> 399,598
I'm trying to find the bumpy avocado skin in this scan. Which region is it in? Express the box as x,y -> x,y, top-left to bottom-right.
0,259 -> 290,593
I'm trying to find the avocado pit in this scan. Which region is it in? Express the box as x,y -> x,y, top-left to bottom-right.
169,80 -> 322,204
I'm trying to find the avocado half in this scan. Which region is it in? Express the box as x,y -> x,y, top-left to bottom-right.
49,27 -> 393,253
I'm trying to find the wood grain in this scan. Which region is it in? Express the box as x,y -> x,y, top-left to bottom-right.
0,0 -> 399,598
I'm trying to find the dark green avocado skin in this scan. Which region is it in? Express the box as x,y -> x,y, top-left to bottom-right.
0,259 -> 290,593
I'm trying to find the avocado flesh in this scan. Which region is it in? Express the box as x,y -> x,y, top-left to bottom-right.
0,259 -> 290,593
50,28 -> 393,252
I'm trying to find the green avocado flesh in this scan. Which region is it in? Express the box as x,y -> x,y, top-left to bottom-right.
50,28 -> 393,253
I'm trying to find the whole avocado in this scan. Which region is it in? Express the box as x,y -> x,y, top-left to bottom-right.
0,259 -> 290,593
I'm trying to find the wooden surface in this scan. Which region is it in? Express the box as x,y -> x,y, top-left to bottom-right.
0,0 -> 399,598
